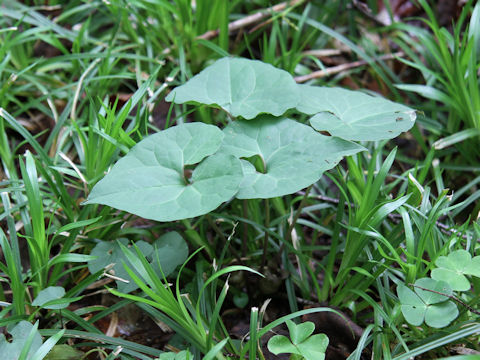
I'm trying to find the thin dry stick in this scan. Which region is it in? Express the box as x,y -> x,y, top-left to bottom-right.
197,0 -> 306,41
409,283 -> 480,316
294,51 -> 404,83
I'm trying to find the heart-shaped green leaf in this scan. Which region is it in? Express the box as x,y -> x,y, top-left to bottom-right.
267,335 -> 298,356
218,117 -> 365,199
166,57 -> 299,119
465,256 -> 480,277
89,238 -> 153,293
414,277 -> 453,304
286,320 -> 315,344
296,85 -> 416,141
0,321 -> 42,360
88,233 -> 188,293
32,286 -> 67,310
397,278 -> 458,328
149,232 -> 189,278
85,123 -> 243,221
296,334 -> 329,360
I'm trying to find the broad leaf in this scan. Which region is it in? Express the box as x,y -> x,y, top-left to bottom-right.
89,239 -> 153,293
218,117 -> 365,199
32,286 -> 67,310
85,123 -> 243,221
150,232 -> 189,277
166,57 -> 299,119
397,278 -> 458,328
296,85 -> 416,141
0,321 -> 42,360
88,233 -> 188,293
44,345 -> 84,360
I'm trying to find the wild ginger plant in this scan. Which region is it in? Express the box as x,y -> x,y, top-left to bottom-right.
84,57 -> 417,357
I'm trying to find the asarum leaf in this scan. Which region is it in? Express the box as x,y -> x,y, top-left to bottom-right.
218,117 -> 365,199
84,123 -> 243,221
32,286 -> 67,310
88,239 -> 154,293
165,57 -> 299,119
296,85 -> 416,141
0,321 -> 42,360
88,233 -> 188,293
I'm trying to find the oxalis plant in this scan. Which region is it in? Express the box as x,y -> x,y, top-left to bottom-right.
84,57 -> 416,357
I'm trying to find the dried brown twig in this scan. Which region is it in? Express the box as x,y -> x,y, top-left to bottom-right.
409,283 -> 480,316
294,52 -> 405,83
197,0 -> 306,41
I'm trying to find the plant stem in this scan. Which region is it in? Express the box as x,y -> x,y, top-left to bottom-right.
277,185 -> 313,260
261,198 -> 270,269
207,215 -> 242,262
242,199 -> 248,257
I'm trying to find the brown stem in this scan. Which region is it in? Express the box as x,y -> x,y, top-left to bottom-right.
197,0 -> 307,40
242,199 -> 248,257
261,198 -> 270,269
294,52 -> 404,83
409,283 -> 480,316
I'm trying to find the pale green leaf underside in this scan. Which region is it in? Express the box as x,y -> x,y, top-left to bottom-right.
297,85 -> 416,141
85,123 -> 243,221
219,117 -> 365,199
88,233 -> 188,293
32,286 -> 66,310
89,239 -> 153,293
0,321 -> 42,360
166,57 -> 299,119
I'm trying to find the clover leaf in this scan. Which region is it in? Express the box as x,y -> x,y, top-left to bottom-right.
166,57 -> 299,119
88,233 -> 188,293
0,321 -> 42,360
296,85 -> 416,141
218,116 -> 365,199
431,250 -> 480,291
397,278 -> 458,328
267,320 -> 328,360
85,123 -> 243,221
